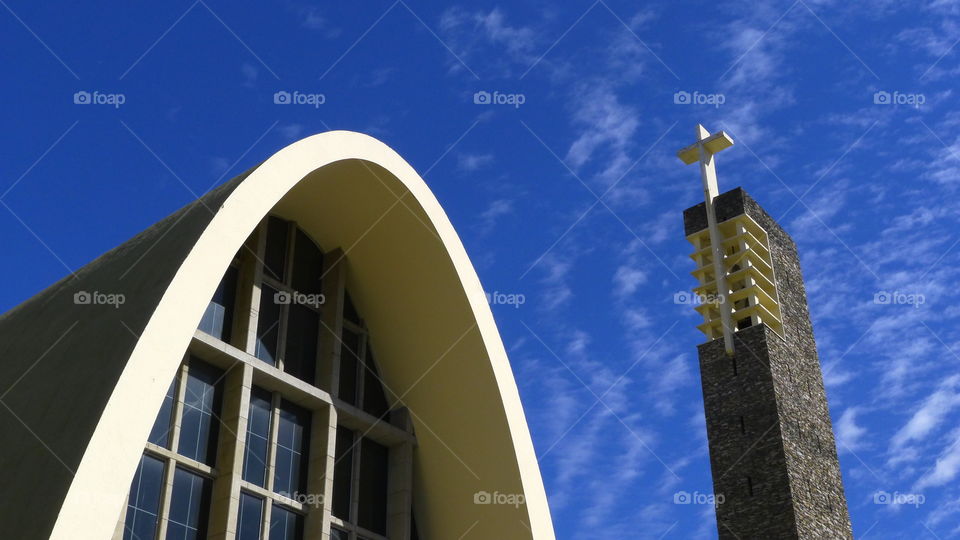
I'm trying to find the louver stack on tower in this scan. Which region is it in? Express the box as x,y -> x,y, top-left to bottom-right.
679,125 -> 853,539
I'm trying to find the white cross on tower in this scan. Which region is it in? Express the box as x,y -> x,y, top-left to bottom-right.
678,125 -> 736,355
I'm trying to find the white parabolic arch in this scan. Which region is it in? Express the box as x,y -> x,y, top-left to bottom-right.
51,131 -> 555,539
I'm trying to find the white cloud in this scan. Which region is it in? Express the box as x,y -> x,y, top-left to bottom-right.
457,152 -> 494,172
916,428 -> 960,489
278,124 -> 305,139
891,375 -> 960,450
297,7 -> 340,37
477,198 -> 513,234
240,63 -> 257,88
538,253 -> 574,310
566,329 -> 591,357
836,407 -> 868,452
613,265 -> 647,299
438,7 -> 539,75
565,84 -> 640,188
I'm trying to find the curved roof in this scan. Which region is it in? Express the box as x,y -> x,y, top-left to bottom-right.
0,131 -> 555,539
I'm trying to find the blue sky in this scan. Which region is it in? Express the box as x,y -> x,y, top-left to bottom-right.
2,0 -> 960,538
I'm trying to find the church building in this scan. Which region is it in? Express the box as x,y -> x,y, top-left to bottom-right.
0,132 -> 555,540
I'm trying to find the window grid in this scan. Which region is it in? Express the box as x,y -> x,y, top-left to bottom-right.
330,428 -> 390,540
338,319 -> 369,407
120,215 -> 413,540
237,390 -> 313,535
123,358 -> 220,540
255,219 -> 324,383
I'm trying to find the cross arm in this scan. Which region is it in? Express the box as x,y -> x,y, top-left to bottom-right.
677,131 -> 735,164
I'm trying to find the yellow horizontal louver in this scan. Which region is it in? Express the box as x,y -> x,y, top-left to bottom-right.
685,214 -> 783,341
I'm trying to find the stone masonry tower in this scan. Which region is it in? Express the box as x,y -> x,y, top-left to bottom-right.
679,126 -> 853,538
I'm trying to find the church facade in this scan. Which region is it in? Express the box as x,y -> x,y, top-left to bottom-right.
0,132 -> 555,539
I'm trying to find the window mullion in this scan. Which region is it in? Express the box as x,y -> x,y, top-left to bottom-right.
284,219 -> 296,287
350,431 -> 361,529
356,333 -> 367,410
169,360 -> 189,452
323,248 -> 346,398
266,394 -> 282,490
262,393 -> 282,538
277,303 -> 290,373
275,220 -> 296,375
155,457 -> 176,539
209,362 -> 253,538
244,220 -> 269,356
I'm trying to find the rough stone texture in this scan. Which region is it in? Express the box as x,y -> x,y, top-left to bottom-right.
684,188 -> 853,539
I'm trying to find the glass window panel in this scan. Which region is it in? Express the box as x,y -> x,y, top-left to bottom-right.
330,527 -> 349,540
256,284 -> 282,366
338,329 -> 360,406
177,360 -> 223,465
332,426 -> 354,520
198,265 -> 238,342
242,387 -> 273,487
291,229 -> 323,295
264,216 -> 288,282
284,303 -> 318,385
123,454 -> 165,540
273,401 -> 310,497
237,492 -> 264,540
358,438 -> 389,535
147,377 -> 178,448
362,348 -> 389,419
166,467 -> 212,540
268,504 -> 304,540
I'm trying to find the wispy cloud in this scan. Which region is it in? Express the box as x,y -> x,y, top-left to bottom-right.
457,152 -> 494,172
891,375 -> 960,451
476,198 -> 513,235
566,84 -> 641,189
836,406 -> 868,452
439,7 -> 540,76
240,63 -> 257,88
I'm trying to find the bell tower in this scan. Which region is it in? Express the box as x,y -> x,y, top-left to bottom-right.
679,126 -> 853,539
